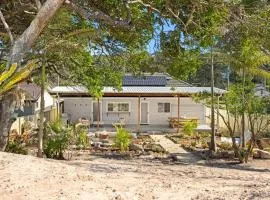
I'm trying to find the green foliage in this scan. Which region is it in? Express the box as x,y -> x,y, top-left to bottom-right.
167,50 -> 203,80
44,119 -> 73,159
183,120 -> 198,136
262,132 -> 270,138
44,133 -> 70,159
76,130 -> 89,149
217,142 -> 233,151
48,118 -> 63,134
191,141 -> 197,147
5,141 -> 27,155
67,51 -> 123,98
238,148 -> 248,164
114,127 -> 131,152
199,132 -> 211,138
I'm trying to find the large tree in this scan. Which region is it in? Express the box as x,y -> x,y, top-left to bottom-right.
0,0 -> 270,152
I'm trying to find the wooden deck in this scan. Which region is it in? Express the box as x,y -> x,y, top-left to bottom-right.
168,117 -> 199,128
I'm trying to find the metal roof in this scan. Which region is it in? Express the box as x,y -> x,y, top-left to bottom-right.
166,79 -> 192,87
50,86 -> 226,95
123,75 -> 167,86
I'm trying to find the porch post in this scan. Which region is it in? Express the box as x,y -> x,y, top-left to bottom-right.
137,95 -> 141,133
177,94 -> 180,133
97,98 -> 100,130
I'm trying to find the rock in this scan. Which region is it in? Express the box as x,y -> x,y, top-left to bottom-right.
143,144 -> 164,153
92,142 -> 102,148
129,143 -> 144,152
253,148 -> 260,159
151,144 -> 164,153
253,149 -> 270,159
99,139 -> 109,143
143,144 -> 153,152
101,143 -> 113,148
132,138 -> 143,145
264,148 -> 270,151
221,151 -> 235,159
87,132 -> 95,138
257,138 -> 270,149
99,133 -> 109,140
259,150 -> 270,159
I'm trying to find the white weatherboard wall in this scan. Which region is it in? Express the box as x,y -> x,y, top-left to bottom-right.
34,91 -> 55,112
63,97 -> 92,122
62,97 -> 206,124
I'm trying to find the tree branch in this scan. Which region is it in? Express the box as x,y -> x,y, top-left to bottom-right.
35,0 -> 42,11
67,1 -> 131,28
128,0 -> 162,15
9,0 -> 65,66
0,10 -> 14,45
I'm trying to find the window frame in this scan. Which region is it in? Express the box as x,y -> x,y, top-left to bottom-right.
107,102 -> 130,112
158,102 -> 171,113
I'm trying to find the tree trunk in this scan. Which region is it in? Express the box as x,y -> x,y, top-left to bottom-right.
37,64 -> 45,157
210,44 -> 216,152
241,67 -> 246,147
8,0 -> 65,65
0,93 -> 17,151
0,0 -> 64,151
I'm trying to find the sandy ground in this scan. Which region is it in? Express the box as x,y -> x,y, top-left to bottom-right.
0,152 -> 270,200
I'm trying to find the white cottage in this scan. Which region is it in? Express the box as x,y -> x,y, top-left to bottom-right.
50,74 -> 225,130
16,82 -> 55,119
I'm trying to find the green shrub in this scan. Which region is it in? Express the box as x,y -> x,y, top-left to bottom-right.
6,141 -> 27,155
48,118 -> 63,133
76,130 -> 89,149
262,132 -> 270,138
44,132 -> 70,159
238,148 -> 247,163
199,132 -> 211,138
191,141 -> 197,147
201,141 -> 209,149
217,142 -> 233,151
44,119 -> 73,159
220,132 -> 231,137
114,127 -> 131,151
183,120 -> 197,136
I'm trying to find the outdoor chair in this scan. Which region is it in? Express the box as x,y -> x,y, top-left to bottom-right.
76,117 -> 91,129
112,117 -> 126,128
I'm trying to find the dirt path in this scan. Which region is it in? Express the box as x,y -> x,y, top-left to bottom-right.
0,152 -> 270,200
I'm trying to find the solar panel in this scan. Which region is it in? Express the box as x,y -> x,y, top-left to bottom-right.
123,75 -> 167,86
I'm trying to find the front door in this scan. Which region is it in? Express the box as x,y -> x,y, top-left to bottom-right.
140,102 -> 149,124
92,101 -> 102,122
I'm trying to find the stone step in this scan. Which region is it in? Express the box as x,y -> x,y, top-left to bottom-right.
150,134 -> 198,163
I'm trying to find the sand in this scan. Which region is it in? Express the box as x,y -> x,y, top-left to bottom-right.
0,152 -> 270,200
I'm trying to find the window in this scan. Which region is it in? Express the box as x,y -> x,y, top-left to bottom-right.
35,102 -> 39,108
108,103 -> 129,112
158,103 -> 170,113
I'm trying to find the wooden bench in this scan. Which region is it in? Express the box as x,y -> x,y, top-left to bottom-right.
168,117 -> 199,128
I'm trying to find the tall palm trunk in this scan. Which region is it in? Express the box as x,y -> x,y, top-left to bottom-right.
37,64 -> 45,157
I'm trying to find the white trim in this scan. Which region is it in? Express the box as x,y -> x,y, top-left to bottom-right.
140,101 -> 149,124
92,100 -> 102,122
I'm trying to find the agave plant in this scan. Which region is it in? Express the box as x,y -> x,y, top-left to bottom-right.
0,62 -> 36,95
